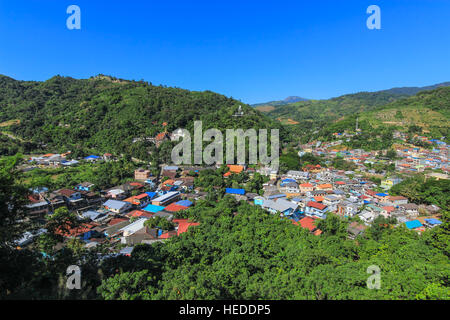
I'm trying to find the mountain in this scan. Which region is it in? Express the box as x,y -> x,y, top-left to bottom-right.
318,86 -> 450,145
380,82 -> 450,96
252,96 -> 309,111
0,74 -> 285,159
263,82 -> 450,127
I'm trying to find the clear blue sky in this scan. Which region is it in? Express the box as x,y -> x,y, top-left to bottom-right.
0,0 -> 449,104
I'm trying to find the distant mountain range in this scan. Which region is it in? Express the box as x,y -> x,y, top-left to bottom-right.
253,82 -> 450,111
377,82 -> 450,96
251,96 -> 309,109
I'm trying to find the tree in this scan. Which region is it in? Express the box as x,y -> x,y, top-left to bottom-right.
0,155 -> 29,246
144,217 -> 174,231
97,270 -> 155,300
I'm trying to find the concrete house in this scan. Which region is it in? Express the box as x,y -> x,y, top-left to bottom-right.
103,199 -> 132,214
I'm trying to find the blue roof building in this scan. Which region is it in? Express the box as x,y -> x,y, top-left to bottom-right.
405,220 -> 423,229
84,155 -> 100,160
375,193 -> 389,197
145,192 -> 157,199
281,178 -> 297,185
225,188 -> 246,195
142,204 -> 166,213
425,218 -> 442,226
176,200 -> 193,207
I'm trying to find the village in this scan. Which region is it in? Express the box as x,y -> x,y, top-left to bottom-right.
16,128 -> 448,257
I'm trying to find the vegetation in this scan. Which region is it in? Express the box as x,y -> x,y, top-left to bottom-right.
21,159 -> 139,191
1,157 -> 449,300
390,175 -> 450,209
0,75 -> 287,160
96,201 -> 450,300
265,86 -> 450,148
279,150 -> 323,173
265,89 -> 414,128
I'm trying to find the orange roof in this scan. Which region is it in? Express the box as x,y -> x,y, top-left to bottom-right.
126,210 -> 153,218
300,183 -> 313,188
129,182 -> 144,188
164,179 -> 175,185
159,232 -> 172,239
223,172 -> 232,177
298,217 -> 317,231
307,201 -> 327,210
55,223 -> 95,237
382,206 -> 395,213
313,196 -> 324,202
124,194 -> 148,205
318,184 -> 332,189
164,203 -> 189,212
108,218 -> 128,226
43,153 -> 55,157
155,132 -> 167,141
123,197 -> 137,204
177,221 -> 200,236
227,165 -> 244,173
135,193 -> 149,200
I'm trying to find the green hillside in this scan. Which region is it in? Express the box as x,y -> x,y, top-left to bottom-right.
269,91 -> 407,119
359,87 -> 450,136
316,87 -> 450,148
264,83 -> 450,129
0,75 -> 285,159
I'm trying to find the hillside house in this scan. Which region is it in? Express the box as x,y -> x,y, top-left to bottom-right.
135,168 -> 151,181
299,183 -> 314,193
103,199 -> 132,214
323,195 -> 340,212
261,198 -> 298,216
388,196 -> 408,206
152,191 -> 180,206
286,170 -> 309,180
305,201 -> 328,219
75,182 -> 95,192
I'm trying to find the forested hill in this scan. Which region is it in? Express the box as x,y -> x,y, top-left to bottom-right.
316,86 -> 450,145
262,82 -> 450,126
0,74 -> 285,158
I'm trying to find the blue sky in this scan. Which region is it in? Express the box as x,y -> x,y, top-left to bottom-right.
0,0 -> 449,104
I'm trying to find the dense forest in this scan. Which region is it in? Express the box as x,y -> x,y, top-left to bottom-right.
302,87 -> 450,148
264,89 -> 415,125
263,85 -> 450,148
0,74 -> 287,160
390,175 -> 450,210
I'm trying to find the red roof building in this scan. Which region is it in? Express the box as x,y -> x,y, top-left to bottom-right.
174,219 -> 200,236
108,217 -> 129,226
307,201 -> 327,210
164,203 -> 189,213
126,210 -> 153,218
